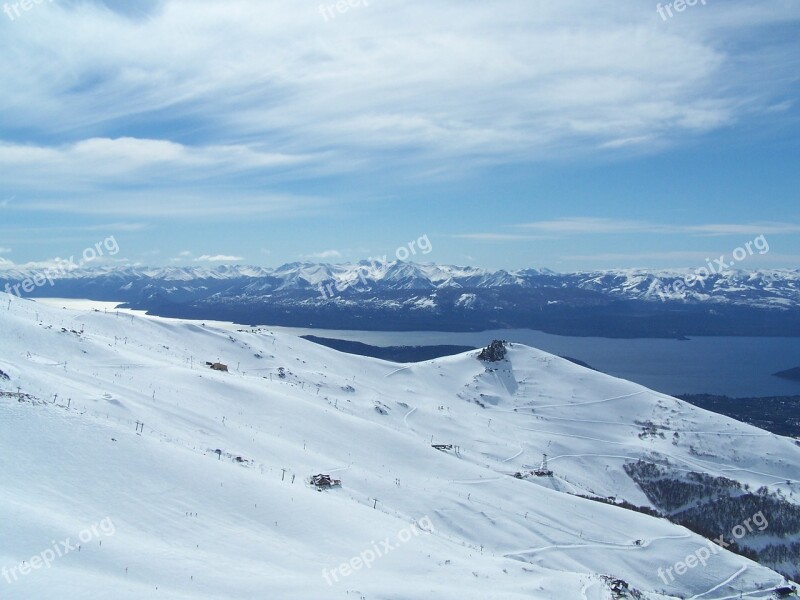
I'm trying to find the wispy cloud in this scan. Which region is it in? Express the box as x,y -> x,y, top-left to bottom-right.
0,137 -> 325,219
0,138 -> 311,180
0,255 -> 129,271
194,254 -> 244,263
169,250 -> 244,265
560,252 -> 800,268
302,250 -> 342,259
0,222 -> 147,235
20,191 -> 326,219
599,136 -> 655,149
0,0 -> 798,268
516,218 -> 800,236
169,251 -> 244,263
1,0 -> 798,183
683,223 -> 800,236
562,251 -> 721,262
448,233 -> 548,241
516,218 -> 649,234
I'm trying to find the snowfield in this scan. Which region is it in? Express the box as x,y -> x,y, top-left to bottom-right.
0,292 -> 798,599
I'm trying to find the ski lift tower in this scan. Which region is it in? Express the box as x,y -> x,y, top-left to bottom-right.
534,453 -> 553,477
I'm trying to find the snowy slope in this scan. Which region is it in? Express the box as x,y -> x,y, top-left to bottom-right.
1,292 -> 798,599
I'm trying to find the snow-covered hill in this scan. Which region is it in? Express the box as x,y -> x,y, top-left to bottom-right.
1,292 -> 798,599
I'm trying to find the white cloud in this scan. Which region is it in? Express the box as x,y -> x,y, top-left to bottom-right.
560,252 -> 800,269
169,251 -> 244,263
18,190 -> 326,219
599,136 -> 655,149
1,0 -> 798,168
517,218 -> 656,234
448,233 -> 547,241
15,137 -> 312,175
194,254 -> 244,263
0,255 -> 129,271
0,138 -> 322,218
0,0 -> 797,224
683,223 -> 800,236
302,250 -> 342,259
516,218 -> 800,236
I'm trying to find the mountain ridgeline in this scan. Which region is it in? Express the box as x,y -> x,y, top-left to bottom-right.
2,262 -> 800,337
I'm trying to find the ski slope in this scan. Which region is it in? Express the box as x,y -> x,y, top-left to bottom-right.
0,293 -> 798,599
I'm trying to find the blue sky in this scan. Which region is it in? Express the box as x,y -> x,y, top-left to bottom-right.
0,0 -> 798,271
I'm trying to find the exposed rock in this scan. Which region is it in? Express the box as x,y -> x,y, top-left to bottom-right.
478,340 -> 507,362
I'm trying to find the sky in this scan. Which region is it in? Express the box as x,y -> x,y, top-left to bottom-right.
0,0 -> 799,272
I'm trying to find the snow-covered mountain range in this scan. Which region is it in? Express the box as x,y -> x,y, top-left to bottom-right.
2,263 -> 799,337
3,262 -> 800,305
1,292 -> 799,599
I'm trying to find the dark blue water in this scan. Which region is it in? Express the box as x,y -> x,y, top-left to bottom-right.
269,326 -> 800,397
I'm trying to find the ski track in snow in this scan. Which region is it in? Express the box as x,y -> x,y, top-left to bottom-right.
502,446 -> 523,463
688,566 -> 748,600
507,532 -> 693,559
385,366 -> 412,377
532,390 -> 647,410
580,580 -> 591,600
403,406 -> 417,428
